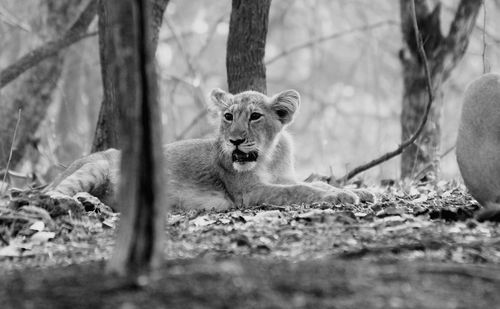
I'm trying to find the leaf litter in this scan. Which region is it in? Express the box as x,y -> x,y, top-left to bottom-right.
0,181 -> 498,266
1,181 -> 500,308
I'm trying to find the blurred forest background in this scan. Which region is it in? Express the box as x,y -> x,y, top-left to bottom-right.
1,0 -> 499,185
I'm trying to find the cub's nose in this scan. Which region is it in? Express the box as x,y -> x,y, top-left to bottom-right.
229,138 -> 245,146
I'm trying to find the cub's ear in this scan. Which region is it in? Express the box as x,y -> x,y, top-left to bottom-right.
209,88 -> 232,110
270,89 -> 300,125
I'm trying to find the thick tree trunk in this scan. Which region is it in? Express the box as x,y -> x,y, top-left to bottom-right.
226,0 -> 271,94
399,0 -> 481,180
91,0 -> 169,152
106,0 -> 165,278
0,1 -> 93,169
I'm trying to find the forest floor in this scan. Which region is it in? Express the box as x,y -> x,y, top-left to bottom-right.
1,181 -> 500,308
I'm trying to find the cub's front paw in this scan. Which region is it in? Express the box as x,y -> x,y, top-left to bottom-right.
321,189 -> 359,205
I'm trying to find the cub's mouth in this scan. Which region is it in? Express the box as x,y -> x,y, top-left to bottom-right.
231,149 -> 258,163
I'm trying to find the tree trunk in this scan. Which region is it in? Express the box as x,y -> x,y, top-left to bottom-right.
226,0 -> 271,94
0,0 -> 94,169
400,61 -> 444,181
106,0 -> 165,278
399,0 -> 481,180
91,0 -> 169,152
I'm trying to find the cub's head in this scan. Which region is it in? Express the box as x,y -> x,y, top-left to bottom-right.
209,88 -> 300,172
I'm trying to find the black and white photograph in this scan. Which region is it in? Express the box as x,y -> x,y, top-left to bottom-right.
0,0 -> 500,308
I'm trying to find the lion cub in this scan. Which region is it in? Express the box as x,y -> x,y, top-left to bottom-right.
45,89 -> 372,211
457,73 -> 500,220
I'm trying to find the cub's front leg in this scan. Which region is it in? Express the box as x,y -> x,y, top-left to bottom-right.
245,183 -> 358,207
308,181 -> 376,204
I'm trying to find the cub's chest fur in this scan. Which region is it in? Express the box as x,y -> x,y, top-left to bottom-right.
45,88 -> 374,211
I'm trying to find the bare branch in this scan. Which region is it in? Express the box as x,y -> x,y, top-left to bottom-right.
163,73 -> 207,109
481,0 -> 488,73
0,4 -> 32,33
446,0 -> 482,47
265,20 -> 397,65
164,18 -> 198,78
341,0 -> 434,182
195,13 -> 228,59
438,0 -> 482,78
476,25 -> 500,44
164,19 -> 208,110
0,0 -> 98,89
175,109 -> 208,141
2,109 -> 21,188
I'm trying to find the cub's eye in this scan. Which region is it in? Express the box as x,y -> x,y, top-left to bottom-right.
250,112 -> 263,121
224,113 -> 233,121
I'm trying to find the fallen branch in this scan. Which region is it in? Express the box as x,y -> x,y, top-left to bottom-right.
265,20 -> 397,65
0,0 -> 97,89
339,0 -> 434,182
338,240 -> 445,259
419,263 -> 500,282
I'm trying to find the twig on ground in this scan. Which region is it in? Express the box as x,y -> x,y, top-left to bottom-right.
252,204 -> 288,211
2,109 -> 22,188
419,263 -> 500,282
338,240 -> 445,259
339,0 -> 434,183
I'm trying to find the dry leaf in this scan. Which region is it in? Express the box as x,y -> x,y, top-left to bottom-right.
30,231 -> 56,243
29,221 -> 45,232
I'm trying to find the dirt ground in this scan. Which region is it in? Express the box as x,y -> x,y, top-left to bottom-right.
1,181 -> 500,308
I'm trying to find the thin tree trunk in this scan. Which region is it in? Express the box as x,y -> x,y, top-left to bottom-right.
91,0 -> 169,152
106,0 -> 165,278
226,0 -> 271,94
399,0 -> 481,180
0,0 -> 91,169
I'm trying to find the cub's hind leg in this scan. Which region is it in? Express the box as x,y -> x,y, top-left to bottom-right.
44,149 -> 121,206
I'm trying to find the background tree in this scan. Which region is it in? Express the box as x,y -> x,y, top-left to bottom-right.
399,0 -> 481,180
106,0 -> 166,277
92,0 -> 169,152
226,0 -> 271,94
1,0 -> 498,184
0,0 -> 96,169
